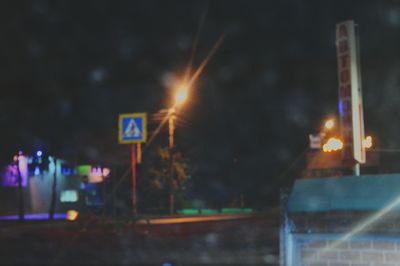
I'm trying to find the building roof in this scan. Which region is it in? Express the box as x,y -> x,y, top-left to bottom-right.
288,174 -> 400,212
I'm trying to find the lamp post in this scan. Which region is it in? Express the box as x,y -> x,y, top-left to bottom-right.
168,107 -> 175,215
168,86 -> 188,214
168,86 -> 188,149
168,107 -> 175,149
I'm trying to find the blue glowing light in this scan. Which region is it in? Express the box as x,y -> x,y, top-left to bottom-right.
338,100 -> 344,116
2,157 -> 28,187
0,213 -> 67,221
36,150 -> 43,157
80,183 -> 86,190
34,166 -> 40,176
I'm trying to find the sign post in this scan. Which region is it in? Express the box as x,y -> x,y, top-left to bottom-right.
118,113 -> 147,216
131,144 -> 137,216
336,20 -> 366,174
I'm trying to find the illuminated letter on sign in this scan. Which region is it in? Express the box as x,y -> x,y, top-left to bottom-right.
336,20 -> 365,164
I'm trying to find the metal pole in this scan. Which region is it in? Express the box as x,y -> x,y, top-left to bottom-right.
354,162 -> 360,176
280,189 -> 288,266
131,144 -> 137,217
16,154 -> 24,221
137,143 -> 142,164
49,158 -> 57,220
168,108 -> 175,215
112,167 -> 116,218
168,108 -> 175,149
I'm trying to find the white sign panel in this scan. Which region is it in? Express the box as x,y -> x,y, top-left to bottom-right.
309,134 -> 322,150
336,20 -> 366,164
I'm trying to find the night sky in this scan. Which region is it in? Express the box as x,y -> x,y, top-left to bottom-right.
2,0 -> 400,206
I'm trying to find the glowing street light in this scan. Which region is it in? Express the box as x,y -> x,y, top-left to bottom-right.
169,85 -> 189,148
324,119 -> 335,130
175,86 -> 188,106
322,137 -> 343,152
363,136 -> 373,149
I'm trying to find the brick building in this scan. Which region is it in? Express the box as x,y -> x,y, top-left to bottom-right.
281,174 -> 400,266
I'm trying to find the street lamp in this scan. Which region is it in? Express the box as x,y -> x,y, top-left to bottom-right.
167,85 -> 188,214
169,86 -> 188,146
169,86 -> 188,149
175,86 -> 188,106
324,119 -> 335,130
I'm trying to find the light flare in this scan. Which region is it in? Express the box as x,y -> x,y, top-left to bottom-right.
318,193 -> 400,255
322,137 -> 343,152
175,87 -> 188,105
66,210 -> 79,221
324,119 -> 335,130
363,136 -> 373,149
145,34 -> 225,150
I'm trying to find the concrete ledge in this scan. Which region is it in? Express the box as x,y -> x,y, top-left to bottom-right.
288,211 -> 400,235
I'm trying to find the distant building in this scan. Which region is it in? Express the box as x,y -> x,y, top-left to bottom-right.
0,153 -> 110,218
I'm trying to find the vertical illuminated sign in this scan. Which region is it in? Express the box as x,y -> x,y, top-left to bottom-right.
336,20 -> 366,164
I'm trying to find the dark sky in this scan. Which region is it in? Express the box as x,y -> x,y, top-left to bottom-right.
2,0 -> 400,206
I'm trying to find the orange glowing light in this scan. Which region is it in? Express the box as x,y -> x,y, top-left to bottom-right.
363,136 -> 373,149
323,137 -> 343,152
324,119 -> 335,130
66,210 -> 79,221
175,87 -> 188,105
102,167 -> 111,177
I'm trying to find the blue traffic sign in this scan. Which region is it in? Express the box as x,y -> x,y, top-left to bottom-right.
118,113 -> 147,144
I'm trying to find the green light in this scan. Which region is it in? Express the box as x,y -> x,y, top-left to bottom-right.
177,209 -> 199,215
221,208 -> 253,214
200,209 -> 219,214
77,165 -> 91,175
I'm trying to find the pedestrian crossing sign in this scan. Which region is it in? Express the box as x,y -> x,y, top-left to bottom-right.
118,113 -> 147,144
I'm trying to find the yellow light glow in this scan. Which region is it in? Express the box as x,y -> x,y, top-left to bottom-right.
363,136 -> 373,149
175,87 -> 188,105
102,167 -> 111,177
322,137 -> 343,152
66,210 -> 79,221
324,119 -> 335,130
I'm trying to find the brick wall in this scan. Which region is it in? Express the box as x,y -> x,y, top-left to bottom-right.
283,175 -> 400,266
297,237 -> 400,266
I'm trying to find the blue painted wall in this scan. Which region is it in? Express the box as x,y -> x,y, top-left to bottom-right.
288,174 -> 400,212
